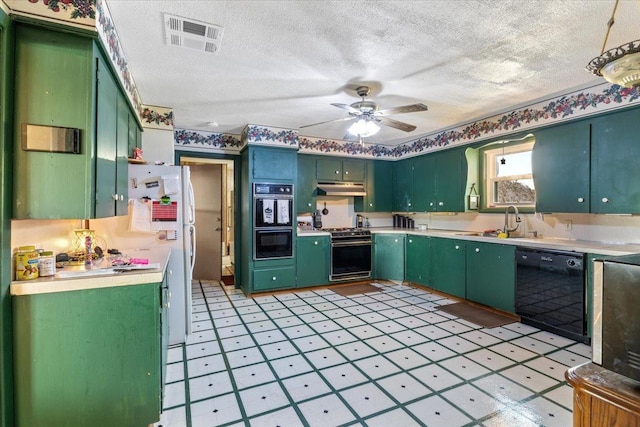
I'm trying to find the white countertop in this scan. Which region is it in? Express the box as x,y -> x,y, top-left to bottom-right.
11,248 -> 171,296
298,227 -> 640,256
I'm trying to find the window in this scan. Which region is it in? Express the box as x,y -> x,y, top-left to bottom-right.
483,139 -> 535,208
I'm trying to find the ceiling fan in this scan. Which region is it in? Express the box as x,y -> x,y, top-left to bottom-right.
299,85 -> 428,138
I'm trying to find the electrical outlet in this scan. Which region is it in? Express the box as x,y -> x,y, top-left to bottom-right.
564,220 -> 573,231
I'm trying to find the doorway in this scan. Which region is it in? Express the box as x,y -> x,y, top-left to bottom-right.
180,157 -> 235,284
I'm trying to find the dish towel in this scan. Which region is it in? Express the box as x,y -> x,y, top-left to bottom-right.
263,199 -> 274,224
277,199 -> 290,225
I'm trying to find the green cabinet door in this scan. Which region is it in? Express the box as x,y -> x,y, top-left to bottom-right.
405,235 -> 431,286
591,108 -> 640,214
316,158 -> 343,181
115,93 -> 129,216
374,233 -> 405,281
466,241 -> 515,313
435,148 -> 466,212
412,155 -> 436,212
355,160 -> 393,212
393,159 -> 414,212
13,283 -> 162,427
13,25 -> 94,219
431,238 -> 466,298
532,121 -> 590,213
253,265 -> 296,291
252,147 -> 297,181
342,159 -> 366,182
296,236 -> 330,287
296,155 -> 317,213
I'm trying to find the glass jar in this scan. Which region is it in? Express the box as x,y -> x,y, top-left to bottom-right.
39,251 -> 56,277
15,246 -> 39,281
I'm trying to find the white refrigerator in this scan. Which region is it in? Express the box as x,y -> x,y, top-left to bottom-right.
128,164 -> 196,345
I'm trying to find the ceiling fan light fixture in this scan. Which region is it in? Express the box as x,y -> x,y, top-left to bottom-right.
586,0 -> 640,88
348,118 -> 380,137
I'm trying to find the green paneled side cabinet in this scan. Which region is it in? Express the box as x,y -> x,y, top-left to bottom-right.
13,283 -> 164,427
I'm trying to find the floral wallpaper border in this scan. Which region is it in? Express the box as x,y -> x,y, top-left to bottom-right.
242,125 -> 298,148
3,0 -> 95,29
177,82 -> 640,160
96,0 -> 142,122
141,104 -> 174,130
174,129 -> 243,153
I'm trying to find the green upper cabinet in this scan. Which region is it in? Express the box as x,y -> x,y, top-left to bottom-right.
316,158 -> 365,182
532,121 -> 590,213
296,154 -> 317,212
393,148 -> 466,213
95,51 -> 130,218
430,237 -> 466,298
12,24 -> 138,219
466,241 -> 515,313
591,108 -> 640,214
393,158 -> 414,212
374,233 -> 405,281
355,160 -> 393,212
251,146 -> 297,181
13,24 -> 94,219
405,235 -> 430,286
434,148 -> 466,212
296,236 -> 330,287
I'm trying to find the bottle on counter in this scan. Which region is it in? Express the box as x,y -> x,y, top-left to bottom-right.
39,251 -> 56,277
85,236 -> 93,267
15,246 -> 39,281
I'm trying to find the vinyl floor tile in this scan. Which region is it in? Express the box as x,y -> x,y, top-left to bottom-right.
406,394 -> 473,427
237,382 -> 291,417
248,406 -> 304,427
376,371 -> 433,403
471,373 -> 535,403
297,394 -> 356,427
442,383 -> 505,419
188,371 -> 233,402
230,362 -> 277,390
281,371 -> 332,402
364,407 -> 421,427
339,382 -> 396,418
354,354 -> 403,380
319,363 -> 369,390
304,347 -> 348,369
189,392 -> 243,427
439,355 -> 491,381
500,365 -> 561,393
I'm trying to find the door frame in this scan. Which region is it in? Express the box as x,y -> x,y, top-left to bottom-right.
176,151 -> 240,287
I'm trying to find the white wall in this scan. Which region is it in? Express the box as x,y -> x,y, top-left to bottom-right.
141,128 -> 174,165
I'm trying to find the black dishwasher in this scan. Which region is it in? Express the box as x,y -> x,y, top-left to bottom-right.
515,247 -> 588,343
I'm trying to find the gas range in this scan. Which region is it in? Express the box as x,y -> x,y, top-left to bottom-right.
325,228 -> 372,240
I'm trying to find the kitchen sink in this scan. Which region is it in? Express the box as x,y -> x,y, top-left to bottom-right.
454,232 -> 482,236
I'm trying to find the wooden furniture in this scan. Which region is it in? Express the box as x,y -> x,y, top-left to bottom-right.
566,362 -> 640,427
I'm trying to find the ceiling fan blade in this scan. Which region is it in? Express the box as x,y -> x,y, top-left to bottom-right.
377,116 -> 417,132
376,103 -> 428,116
299,116 -> 355,129
331,103 -> 362,114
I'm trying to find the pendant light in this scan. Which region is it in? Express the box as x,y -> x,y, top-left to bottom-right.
586,0 -> 640,88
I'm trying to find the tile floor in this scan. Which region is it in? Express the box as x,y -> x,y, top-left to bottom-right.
153,280 -> 591,427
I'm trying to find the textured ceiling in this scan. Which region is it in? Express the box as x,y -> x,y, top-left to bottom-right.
105,0 -> 640,146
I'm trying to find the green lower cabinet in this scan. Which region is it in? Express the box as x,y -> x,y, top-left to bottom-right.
405,235 -> 431,286
13,283 -> 163,427
466,241 -> 516,313
252,261 -> 296,291
374,233 -> 405,281
296,236 -> 330,287
431,238 -> 466,298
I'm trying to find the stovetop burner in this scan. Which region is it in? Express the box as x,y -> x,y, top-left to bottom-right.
326,228 -> 372,239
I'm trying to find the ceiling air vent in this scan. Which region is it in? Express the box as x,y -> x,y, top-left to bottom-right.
163,13 -> 224,54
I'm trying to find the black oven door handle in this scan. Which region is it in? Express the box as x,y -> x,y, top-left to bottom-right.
331,241 -> 372,248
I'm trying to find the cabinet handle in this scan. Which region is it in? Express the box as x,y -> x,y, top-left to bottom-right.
475,248 -> 480,253
369,203 -> 373,207
438,201 -> 444,206
455,245 -> 459,250
272,276 -> 277,281
409,239 -> 413,243
308,202 -> 312,207
394,239 -> 398,243
119,194 -> 124,201
408,203 -> 412,207
578,197 -> 584,203
602,197 -> 609,203
314,241 -> 318,245
335,170 -> 340,174
429,202 -> 434,206
345,171 -> 349,175
112,194 -> 118,201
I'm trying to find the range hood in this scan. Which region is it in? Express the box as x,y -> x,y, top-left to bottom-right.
317,182 -> 367,196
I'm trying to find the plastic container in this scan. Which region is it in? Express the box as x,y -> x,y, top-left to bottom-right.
39,251 -> 56,277
15,246 -> 39,281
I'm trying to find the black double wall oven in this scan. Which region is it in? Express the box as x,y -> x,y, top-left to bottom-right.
253,183 -> 294,260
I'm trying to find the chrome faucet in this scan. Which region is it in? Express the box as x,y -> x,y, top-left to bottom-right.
504,205 -> 521,236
